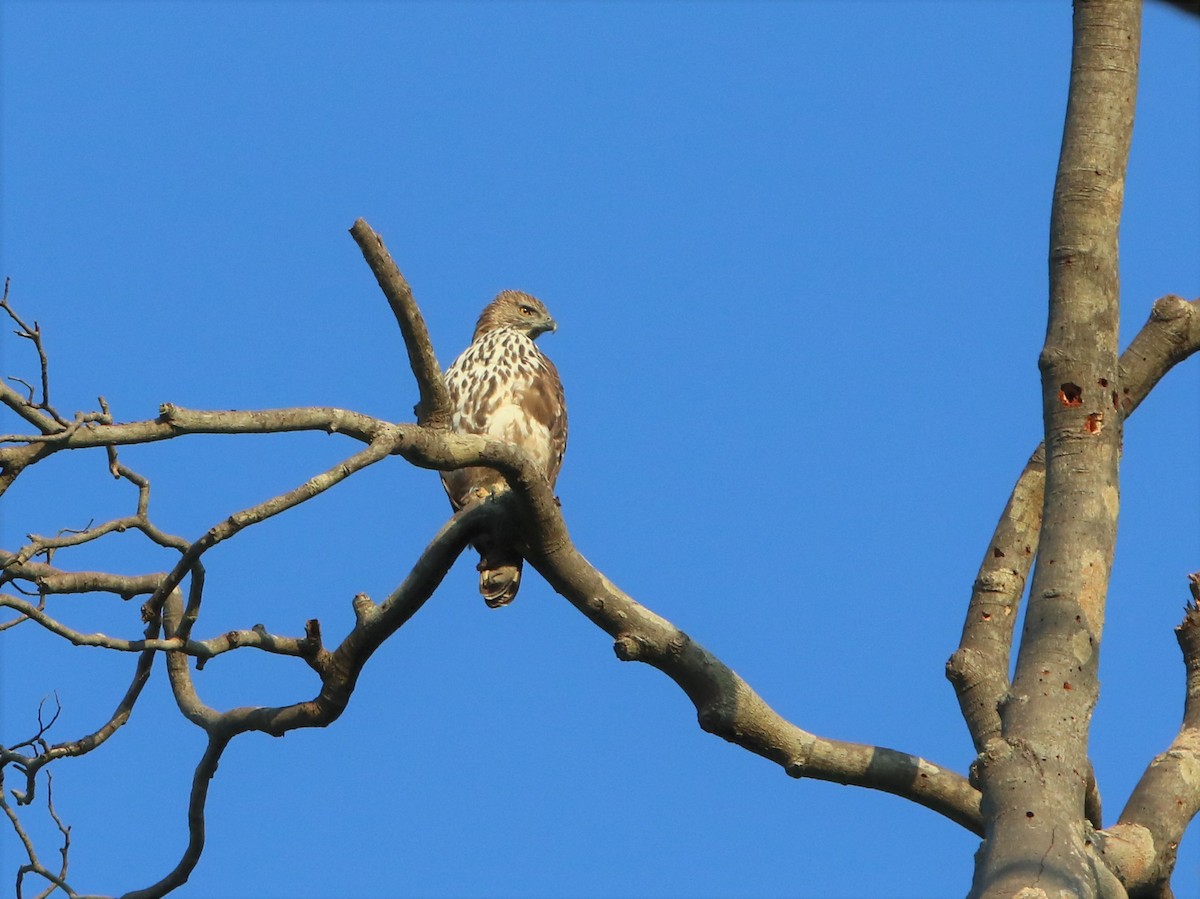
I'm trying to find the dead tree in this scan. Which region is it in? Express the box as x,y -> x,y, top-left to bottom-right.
1,1 -> 1198,896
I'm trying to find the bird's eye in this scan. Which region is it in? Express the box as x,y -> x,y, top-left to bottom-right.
519,305 -> 534,316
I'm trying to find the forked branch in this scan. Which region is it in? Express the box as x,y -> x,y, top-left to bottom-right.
948,295 -> 1200,754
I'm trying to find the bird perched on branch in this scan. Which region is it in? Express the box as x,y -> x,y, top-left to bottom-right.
441,290 -> 568,607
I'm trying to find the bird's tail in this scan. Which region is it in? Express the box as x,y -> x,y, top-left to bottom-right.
477,549 -> 522,608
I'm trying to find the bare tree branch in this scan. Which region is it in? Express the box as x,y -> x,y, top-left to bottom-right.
467,462 -> 987,832
349,218 -> 451,428
0,591 -> 313,662
970,1 -> 1141,896
2,165 -> 1191,893
118,734 -> 228,899
1,714 -> 106,899
3,207 -> 994,896
948,295 -> 1200,754
1,279 -> 68,430
1095,573 -> 1200,899
4,618 -> 160,804
0,553 -> 168,599
100,506 -> 485,896
144,430 -> 402,642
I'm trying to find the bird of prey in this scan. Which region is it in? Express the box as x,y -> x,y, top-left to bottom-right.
441,290 -> 567,606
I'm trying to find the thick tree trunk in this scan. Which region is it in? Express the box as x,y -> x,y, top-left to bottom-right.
969,1 -> 1141,896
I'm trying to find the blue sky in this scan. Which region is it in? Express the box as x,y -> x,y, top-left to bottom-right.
1,2 -> 1197,897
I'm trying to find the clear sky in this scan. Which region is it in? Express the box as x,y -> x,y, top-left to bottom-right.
1,2 -> 1197,897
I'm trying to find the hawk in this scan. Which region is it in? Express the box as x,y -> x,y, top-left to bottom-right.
441,290 -> 567,607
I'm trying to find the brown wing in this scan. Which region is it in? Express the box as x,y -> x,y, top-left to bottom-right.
522,349 -> 568,488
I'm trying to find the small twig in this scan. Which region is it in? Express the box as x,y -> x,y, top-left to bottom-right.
0,589 -> 45,632
0,378 -> 60,437
8,376 -> 36,405
35,693 -> 63,745
14,615 -> 163,801
0,288 -> 68,428
4,693 -> 63,762
36,771 -> 72,899
0,591 -> 314,662
0,719 -> 88,899
0,410 -> 110,446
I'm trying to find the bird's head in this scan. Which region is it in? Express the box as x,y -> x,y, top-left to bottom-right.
473,290 -> 557,341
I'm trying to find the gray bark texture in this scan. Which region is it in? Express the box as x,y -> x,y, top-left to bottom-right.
968,0 -> 1144,896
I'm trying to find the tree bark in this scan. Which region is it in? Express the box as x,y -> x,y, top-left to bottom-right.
970,1 -> 1141,896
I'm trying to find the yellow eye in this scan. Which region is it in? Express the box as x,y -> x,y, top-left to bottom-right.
519,305 -> 534,316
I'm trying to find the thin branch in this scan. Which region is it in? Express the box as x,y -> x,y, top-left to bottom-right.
143,430 -> 403,641
0,550 -> 168,600
0,380 -> 60,437
470,452 -> 988,832
0,286 -> 68,428
0,592 -> 311,661
117,735 -> 228,899
34,772 -> 72,899
161,503 -> 483,742
8,376 -> 36,405
1,404 -> 386,456
0,589 -> 46,632
1098,573 -> 1200,898
2,403 -> 529,480
110,508 -> 484,898
349,219 -> 451,428
9,618 -> 159,803
1,741 -> 99,899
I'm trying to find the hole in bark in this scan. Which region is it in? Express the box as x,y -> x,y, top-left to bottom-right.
1097,378 -> 1108,388
992,547 -> 1005,558
1026,811 -> 1035,818
1059,383 -> 1083,406
1063,682 -> 1072,690
1085,412 -> 1103,435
